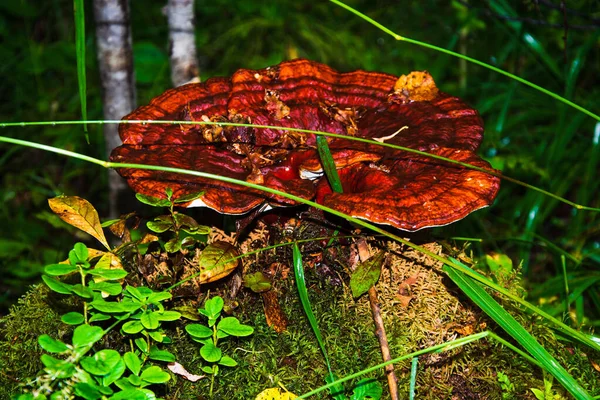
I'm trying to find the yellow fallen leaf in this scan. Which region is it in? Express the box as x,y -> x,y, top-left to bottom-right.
255,387 -> 297,400
48,196 -> 110,250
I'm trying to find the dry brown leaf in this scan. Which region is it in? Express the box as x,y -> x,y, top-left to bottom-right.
399,272 -> 420,293
262,290 -> 288,333
590,359 -> 600,373
397,294 -> 413,308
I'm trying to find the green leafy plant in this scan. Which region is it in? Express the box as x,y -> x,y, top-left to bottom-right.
42,242 -> 127,325
292,243 -> 383,400
497,371 -> 515,400
185,296 -> 254,396
530,373 -> 567,400
326,376 -> 382,400
94,285 -> 181,362
19,241 -> 177,399
136,187 -> 210,253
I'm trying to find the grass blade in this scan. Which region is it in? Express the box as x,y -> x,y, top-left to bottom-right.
443,263 -> 592,400
292,242 -> 333,377
73,0 -> 88,142
566,30 -> 600,98
3,119 -> 598,213
409,357 -> 418,400
298,332 -> 490,398
316,135 -> 343,193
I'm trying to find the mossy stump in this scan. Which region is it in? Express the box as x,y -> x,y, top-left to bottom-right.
1,234 -> 597,399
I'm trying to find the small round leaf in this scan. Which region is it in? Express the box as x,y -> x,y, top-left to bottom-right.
204,296 -> 224,317
42,275 -> 73,294
135,337 -> 149,353
141,310 -> 159,330
38,335 -> 68,353
185,324 -> 212,339
124,351 -> 142,376
61,312 -> 85,325
148,347 -> 176,362
218,356 -> 237,367
45,263 -> 78,276
156,310 -> 181,322
217,317 -> 254,337
72,324 -> 104,348
200,342 -> 221,363
80,349 -> 121,376
110,388 -> 155,400
140,365 -> 171,384
122,320 -> 144,334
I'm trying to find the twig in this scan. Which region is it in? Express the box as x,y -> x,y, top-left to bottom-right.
356,238 -> 399,400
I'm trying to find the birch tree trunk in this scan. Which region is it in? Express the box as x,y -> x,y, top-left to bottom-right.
93,0 -> 136,218
166,0 -> 200,86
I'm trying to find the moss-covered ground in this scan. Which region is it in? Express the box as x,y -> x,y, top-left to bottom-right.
1,229 -> 598,399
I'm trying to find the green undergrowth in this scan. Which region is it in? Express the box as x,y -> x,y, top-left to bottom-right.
2,239 -> 597,399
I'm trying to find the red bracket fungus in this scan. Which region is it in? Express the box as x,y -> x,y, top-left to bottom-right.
111,59 -> 500,231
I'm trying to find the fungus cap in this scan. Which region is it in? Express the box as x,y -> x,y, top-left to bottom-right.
111,59 -> 500,231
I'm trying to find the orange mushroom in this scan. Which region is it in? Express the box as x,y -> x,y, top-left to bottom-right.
111,59 -> 500,230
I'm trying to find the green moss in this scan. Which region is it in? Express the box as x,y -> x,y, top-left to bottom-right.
0,284 -> 76,398
1,242 -> 598,399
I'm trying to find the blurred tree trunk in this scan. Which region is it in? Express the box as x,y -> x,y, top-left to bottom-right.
167,0 -> 200,86
93,0 -> 136,219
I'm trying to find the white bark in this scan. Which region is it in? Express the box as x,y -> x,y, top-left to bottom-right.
93,0 -> 136,218
167,0 -> 200,86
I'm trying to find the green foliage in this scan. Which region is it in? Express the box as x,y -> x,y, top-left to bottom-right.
18,241 -> 179,399
444,259 -> 590,400
530,373 -> 568,400
497,371 -> 515,399
137,189 -> 210,253
186,295 -> 254,396
293,243 -> 383,399
349,251 -> 385,299
325,375 -> 382,400
243,271 -> 272,293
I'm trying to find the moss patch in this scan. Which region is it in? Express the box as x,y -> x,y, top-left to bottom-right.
1,237 -> 598,399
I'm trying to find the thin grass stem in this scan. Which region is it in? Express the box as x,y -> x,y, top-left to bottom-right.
2,120 -> 598,212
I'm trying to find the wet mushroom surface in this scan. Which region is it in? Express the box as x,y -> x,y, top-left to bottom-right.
111,59 -> 500,230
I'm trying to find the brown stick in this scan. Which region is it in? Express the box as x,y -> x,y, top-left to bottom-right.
356,238 -> 399,400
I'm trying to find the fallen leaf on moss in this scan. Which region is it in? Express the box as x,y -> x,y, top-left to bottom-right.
262,290 -> 288,333
167,362 -> 204,382
255,387 -> 297,400
397,294 -> 413,308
